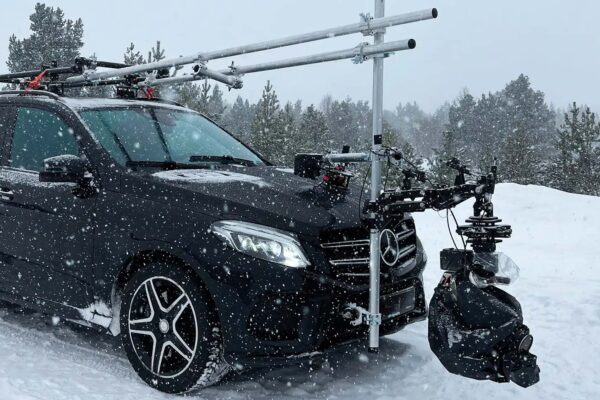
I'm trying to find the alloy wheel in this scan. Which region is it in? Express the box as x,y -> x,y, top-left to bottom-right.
128,276 -> 198,378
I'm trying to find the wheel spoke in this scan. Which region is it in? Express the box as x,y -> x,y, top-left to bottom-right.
129,318 -> 154,333
153,340 -> 168,374
145,279 -> 166,313
165,292 -> 186,313
167,336 -> 194,361
171,299 -> 196,360
130,329 -> 156,339
129,329 -> 159,373
170,299 -> 191,322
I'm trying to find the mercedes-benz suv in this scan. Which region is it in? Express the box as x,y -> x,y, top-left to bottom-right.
0,91 -> 427,394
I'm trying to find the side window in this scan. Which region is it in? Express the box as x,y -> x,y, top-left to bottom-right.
10,107 -> 79,171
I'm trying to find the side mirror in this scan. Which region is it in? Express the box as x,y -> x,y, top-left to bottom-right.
39,155 -> 86,183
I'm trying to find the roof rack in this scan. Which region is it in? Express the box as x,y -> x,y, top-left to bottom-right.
0,57 -> 133,97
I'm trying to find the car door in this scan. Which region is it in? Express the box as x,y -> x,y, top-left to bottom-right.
0,104 -> 95,309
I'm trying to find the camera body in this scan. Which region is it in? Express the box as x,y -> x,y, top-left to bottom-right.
440,248 -> 473,272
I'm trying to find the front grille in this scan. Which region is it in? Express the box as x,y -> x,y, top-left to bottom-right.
320,218 -> 417,287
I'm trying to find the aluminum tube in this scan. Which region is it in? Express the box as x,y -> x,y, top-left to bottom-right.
138,68 -> 243,89
223,40 -> 415,75
200,8 -> 435,60
368,229 -> 381,349
324,152 -> 370,163
368,0 -> 385,353
66,55 -> 199,84
65,9 -> 435,84
139,40 -> 414,89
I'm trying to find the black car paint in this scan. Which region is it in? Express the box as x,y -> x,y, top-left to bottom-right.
0,96 -> 426,366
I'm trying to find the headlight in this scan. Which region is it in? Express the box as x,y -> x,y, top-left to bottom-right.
211,220 -> 310,268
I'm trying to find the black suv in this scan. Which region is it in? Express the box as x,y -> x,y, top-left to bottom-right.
0,91 -> 427,393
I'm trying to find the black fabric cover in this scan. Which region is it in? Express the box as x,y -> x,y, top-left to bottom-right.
428,273 -> 540,387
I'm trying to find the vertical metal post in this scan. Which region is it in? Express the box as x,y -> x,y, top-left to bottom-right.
368,0 -> 385,352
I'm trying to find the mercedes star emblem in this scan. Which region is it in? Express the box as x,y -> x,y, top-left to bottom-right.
380,229 -> 399,266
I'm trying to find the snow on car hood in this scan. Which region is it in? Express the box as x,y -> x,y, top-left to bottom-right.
152,169 -> 271,188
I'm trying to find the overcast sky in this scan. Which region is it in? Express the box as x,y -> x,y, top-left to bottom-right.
1,0 -> 599,113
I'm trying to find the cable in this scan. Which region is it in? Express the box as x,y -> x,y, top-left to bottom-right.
358,163 -> 372,221
383,156 -> 390,191
446,209 -> 458,250
450,209 -> 467,249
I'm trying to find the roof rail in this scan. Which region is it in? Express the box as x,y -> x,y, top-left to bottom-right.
0,90 -> 62,100
0,89 -> 189,107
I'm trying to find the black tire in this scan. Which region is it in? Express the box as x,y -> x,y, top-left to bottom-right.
120,261 -> 229,394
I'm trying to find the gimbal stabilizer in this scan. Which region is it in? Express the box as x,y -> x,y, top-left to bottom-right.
375,154 -> 539,388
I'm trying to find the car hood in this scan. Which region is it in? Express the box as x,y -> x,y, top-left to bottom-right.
129,166 -> 366,238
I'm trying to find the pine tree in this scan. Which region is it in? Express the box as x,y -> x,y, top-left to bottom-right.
123,43 -> 145,65
323,98 -> 355,149
207,85 -> 226,122
471,92 -> 506,171
198,81 -> 211,114
501,123 -> 540,184
549,103 -> 600,195
497,74 -> 555,183
381,123 -> 409,188
430,130 -> 461,185
251,81 -> 283,163
223,96 -> 255,140
400,141 -> 419,167
391,102 -> 427,153
7,3 -> 84,72
298,105 -> 330,153
147,41 -> 165,63
446,91 -> 477,161
445,76 -> 556,184
279,102 -> 299,165
177,83 -> 203,111
386,102 -> 448,158
292,100 -> 303,126
352,100 -> 373,148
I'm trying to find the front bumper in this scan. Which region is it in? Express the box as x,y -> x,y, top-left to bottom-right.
208,250 -> 427,368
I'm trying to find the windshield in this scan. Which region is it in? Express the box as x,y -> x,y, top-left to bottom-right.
79,107 -> 265,167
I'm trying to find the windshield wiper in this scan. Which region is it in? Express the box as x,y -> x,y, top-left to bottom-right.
126,160 -> 207,170
189,155 -> 256,166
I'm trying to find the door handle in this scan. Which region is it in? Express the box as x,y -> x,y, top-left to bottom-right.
0,188 -> 14,201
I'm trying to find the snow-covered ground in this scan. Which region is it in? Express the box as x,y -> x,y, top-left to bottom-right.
0,184 -> 598,400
